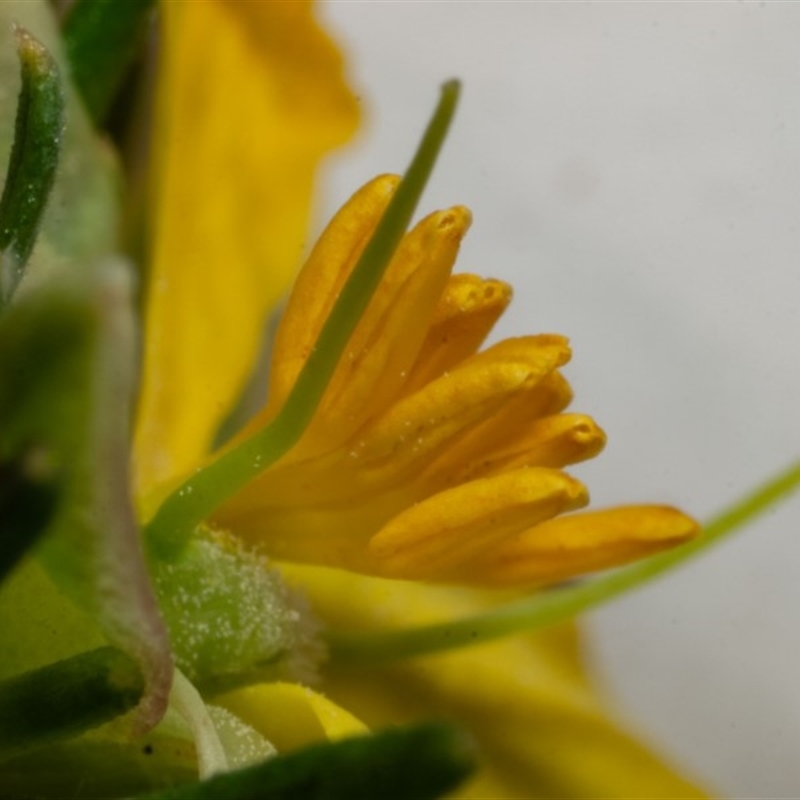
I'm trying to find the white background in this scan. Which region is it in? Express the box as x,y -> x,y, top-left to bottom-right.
316,2 -> 800,797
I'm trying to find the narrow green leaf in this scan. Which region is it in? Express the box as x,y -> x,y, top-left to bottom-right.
0,446 -> 59,583
0,646 -> 144,760
0,27 -> 64,307
62,0 -> 156,124
145,80 -> 462,559
141,722 -> 474,800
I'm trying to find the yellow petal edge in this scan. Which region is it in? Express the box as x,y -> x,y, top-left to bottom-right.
135,0 -> 359,496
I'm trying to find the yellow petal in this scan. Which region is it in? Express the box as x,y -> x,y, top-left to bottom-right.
356,334 -> 572,478
217,681 -> 367,753
216,332 -> 572,520
286,566 -> 710,799
263,175 -> 400,418
402,274 -> 513,395
300,206 -> 472,458
450,412 -> 607,485
368,469 -> 589,581
478,505 -> 701,587
419,369 -> 576,490
134,0 -> 359,495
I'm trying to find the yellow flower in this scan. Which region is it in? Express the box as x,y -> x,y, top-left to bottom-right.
136,1 -> 707,796
210,173 -> 698,587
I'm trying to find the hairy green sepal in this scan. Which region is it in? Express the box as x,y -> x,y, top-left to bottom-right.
152,526 -> 320,693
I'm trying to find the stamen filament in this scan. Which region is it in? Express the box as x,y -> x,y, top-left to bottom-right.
327,457 -> 800,663
145,81 -> 462,559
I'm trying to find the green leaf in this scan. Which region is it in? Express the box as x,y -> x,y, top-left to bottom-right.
62,0 -> 156,124
0,27 -> 64,306
0,1 -> 120,289
141,722 -> 475,800
0,646 -> 143,760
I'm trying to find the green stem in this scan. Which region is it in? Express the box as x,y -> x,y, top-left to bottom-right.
145,81 -> 461,560
327,457 -> 800,663
62,0 -> 156,124
0,28 -> 64,308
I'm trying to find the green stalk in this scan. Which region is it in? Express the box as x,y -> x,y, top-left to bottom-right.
145,81 -> 461,560
328,457 -> 800,663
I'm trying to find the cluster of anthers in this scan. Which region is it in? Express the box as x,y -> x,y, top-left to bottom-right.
204,173 -> 699,589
